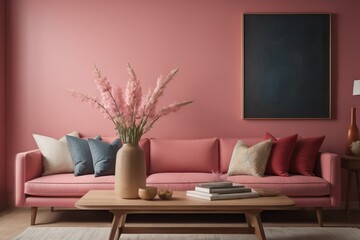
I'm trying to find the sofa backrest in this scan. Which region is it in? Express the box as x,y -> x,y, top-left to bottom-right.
149,138 -> 219,174
139,138 -> 151,175
219,138 -> 263,173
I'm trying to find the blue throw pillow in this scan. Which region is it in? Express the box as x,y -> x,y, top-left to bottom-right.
66,135 -> 101,176
88,138 -> 122,177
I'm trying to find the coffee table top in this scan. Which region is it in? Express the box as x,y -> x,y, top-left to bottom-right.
75,190 -> 295,212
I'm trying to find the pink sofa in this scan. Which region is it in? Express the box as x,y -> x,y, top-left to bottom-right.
15,137 -> 341,226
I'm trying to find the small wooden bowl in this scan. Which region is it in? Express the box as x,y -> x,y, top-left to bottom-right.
158,189 -> 173,200
138,187 -> 158,200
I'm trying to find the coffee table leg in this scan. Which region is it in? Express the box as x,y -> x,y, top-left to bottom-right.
109,211 -> 126,240
245,211 -> 266,240
245,214 -> 252,228
115,214 -> 127,240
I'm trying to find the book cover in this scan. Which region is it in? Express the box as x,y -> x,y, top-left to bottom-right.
186,190 -> 260,201
197,181 -> 233,188
195,186 -> 251,194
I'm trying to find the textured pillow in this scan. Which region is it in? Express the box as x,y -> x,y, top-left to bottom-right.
88,138 -> 121,177
33,131 -> 79,175
66,135 -> 100,176
227,139 -> 272,177
289,136 -> 325,176
264,133 -> 298,176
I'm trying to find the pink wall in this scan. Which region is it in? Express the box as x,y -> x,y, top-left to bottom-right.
6,0 -> 360,204
0,0 -> 6,209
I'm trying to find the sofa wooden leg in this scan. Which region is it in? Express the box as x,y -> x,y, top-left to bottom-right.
50,207 -> 54,212
31,207 -> 38,225
316,207 -> 323,227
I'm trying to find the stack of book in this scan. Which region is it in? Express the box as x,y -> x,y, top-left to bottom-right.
186,181 -> 259,201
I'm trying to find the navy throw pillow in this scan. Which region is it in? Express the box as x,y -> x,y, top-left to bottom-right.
66,135 -> 100,176
88,138 -> 122,177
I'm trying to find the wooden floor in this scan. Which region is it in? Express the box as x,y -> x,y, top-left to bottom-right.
0,207 -> 359,239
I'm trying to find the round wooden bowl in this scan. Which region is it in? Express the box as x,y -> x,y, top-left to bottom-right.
138,187 -> 158,200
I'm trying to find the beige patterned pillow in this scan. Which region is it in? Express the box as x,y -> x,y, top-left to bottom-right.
227,139 -> 272,177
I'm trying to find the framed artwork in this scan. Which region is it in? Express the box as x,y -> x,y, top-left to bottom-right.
243,13 -> 331,119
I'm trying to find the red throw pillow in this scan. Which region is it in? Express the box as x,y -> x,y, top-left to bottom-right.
289,136 -> 325,176
263,133 -> 298,176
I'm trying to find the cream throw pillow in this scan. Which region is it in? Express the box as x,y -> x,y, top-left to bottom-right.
227,139 -> 272,177
33,131 -> 79,175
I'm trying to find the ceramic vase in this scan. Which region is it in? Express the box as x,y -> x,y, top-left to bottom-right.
346,107 -> 360,156
115,143 -> 146,199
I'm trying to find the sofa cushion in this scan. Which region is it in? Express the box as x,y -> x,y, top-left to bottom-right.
146,172 -> 224,191
150,138 -> 219,173
225,174 -> 330,197
88,138 -> 121,177
219,138 -> 264,173
66,135 -> 101,176
25,174 -> 115,197
227,139 -> 272,177
290,136 -> 325,176
25,172 -> 224,197
264,133 -> 298,176
33,131 -> 79,175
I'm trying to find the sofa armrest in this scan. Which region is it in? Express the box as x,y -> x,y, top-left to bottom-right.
315,152 -> 341,207
15,150 -> 43,206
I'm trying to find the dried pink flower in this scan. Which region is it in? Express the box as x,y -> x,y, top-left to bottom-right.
67,64 -> 192,144
158,101 -> 193,117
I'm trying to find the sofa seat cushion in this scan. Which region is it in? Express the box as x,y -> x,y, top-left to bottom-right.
146,172 -> 222,191
225,174 -> 330,197
25,174 -> 115,197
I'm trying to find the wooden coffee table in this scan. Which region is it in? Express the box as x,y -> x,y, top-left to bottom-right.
75,190 -> 294,240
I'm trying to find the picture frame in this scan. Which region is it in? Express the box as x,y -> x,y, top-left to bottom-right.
243,13 -> 331,119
